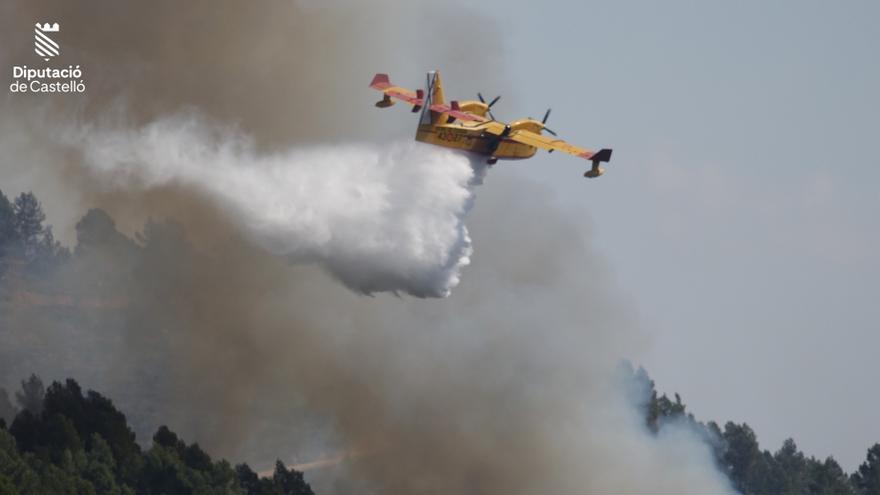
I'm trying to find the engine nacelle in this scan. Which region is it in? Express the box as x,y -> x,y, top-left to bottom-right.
375,93 -> 394,108
584,165 -> 605,178
585,149 -> 612,178
509,119 -> 544,134
456,100 -> 489,117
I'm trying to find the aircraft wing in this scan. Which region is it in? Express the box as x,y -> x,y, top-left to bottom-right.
370,73 -> 423,106
507,129 -> 611,162
370,73 -> 484,122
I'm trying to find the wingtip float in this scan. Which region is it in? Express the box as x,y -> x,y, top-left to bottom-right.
370,70 -> 613,178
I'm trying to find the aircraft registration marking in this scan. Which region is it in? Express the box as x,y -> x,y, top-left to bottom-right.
437,129 -> 469,143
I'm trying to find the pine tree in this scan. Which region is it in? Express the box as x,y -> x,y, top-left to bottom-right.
15,374 -> 45,415
853,444 -> 880,495
0,389 -> 16,425
0,190 -> 16,248
12,192 -> 46,259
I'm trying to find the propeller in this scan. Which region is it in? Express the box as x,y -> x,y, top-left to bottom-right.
541,108 -> 558,136
478,92 -> 501,120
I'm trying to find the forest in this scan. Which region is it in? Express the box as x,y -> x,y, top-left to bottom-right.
1,188 -> 879,494
0,375 -> 312,494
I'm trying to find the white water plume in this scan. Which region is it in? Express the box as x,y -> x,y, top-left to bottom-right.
68,115 -> 478,297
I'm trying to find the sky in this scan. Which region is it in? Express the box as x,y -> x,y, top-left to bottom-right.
462,0 -> 880,469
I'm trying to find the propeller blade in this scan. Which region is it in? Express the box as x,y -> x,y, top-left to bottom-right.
542,108 -> 552,124
543,127 -> 558,137
479,93 -> 500,120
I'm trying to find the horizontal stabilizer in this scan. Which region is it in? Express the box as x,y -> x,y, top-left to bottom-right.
370,73 -> 391,90
591,148 -> 613,163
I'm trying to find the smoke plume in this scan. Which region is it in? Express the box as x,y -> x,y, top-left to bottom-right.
0,0 -> 737,494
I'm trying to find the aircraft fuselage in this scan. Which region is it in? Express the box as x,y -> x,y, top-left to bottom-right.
416,123 -> 537,161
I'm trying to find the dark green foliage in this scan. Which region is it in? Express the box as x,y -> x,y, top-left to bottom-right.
75,209 -> 136,258
0,375 -> 313,494
0,189 -> 19,279
10,192 -> 68,270
152,425 -> 181,451
41,379 -> 141,480
0,190 -> 68,279
237,463 -> 263,493
83,434 -> 127,495
12,192 -> 45,250
775,438 -> 810,493
621,363 -> 695,434
14,374 -> 44,415
0,190 -> 16,250
852,445 -> 880,495
811,457 -> 855,495
139,432 -> 306,494
271,461 -> 314,495
234,462 -> 315,495
719,422 -> 762,491
0,389 -> 15,426
69,208 -> 140,294
647,391 -> 688,433
30,225 -> 69,274
151,426 -> 212,472
711,427 -> 860,495
633,366 -> 865,495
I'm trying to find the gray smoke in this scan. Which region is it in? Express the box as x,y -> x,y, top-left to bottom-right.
0,0 -> 736,493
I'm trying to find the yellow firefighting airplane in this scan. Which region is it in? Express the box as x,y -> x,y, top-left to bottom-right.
370,70 -> 612,178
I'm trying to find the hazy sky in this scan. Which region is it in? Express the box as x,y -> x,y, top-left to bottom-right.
461,0 -> 879,469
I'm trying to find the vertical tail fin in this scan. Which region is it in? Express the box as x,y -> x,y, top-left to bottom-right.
418,70 -> 448,126
430,70 -> 445,107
